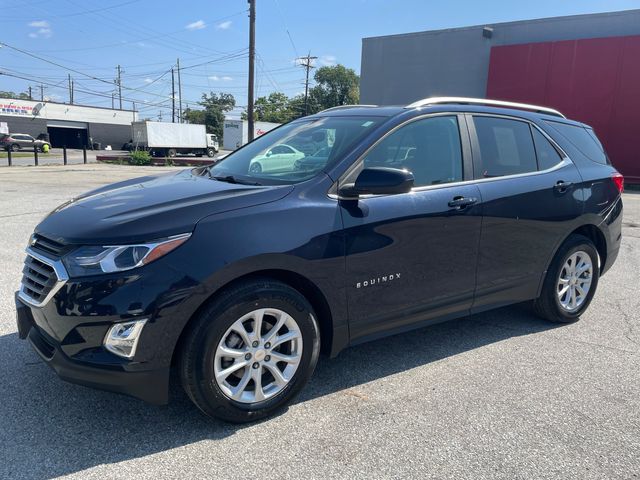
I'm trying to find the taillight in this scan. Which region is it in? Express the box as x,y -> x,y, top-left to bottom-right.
611,172 -> 624,193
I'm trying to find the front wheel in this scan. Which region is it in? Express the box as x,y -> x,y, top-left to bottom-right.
206,148 -> 216,158
534,234 -> 599,323
180,279 -> 320,423
10,144 -> 20,152
249,162 -> 262,174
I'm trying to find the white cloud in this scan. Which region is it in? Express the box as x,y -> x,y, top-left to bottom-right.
28,20 -> 49,28
186,20 -> 206,31
27,20 -> 52,38
216,20 -> 232,30
318,55 -> 337,66
144,78 -> 153,83
208,75 -> 233,81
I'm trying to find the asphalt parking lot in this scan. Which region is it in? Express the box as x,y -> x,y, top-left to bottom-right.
0,164 -> 638,479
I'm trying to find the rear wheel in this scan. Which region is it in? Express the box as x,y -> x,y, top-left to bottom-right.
167,148 -> 177,158
534,234 -> 599,323
10,144 -> 20,152
180,279 -> 320,423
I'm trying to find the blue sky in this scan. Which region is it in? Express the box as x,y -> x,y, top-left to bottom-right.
1,0 -> 640,119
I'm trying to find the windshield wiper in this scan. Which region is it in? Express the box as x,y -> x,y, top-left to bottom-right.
210,174 -> 262,186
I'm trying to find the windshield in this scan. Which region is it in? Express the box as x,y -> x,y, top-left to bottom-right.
209,116 -> 383,185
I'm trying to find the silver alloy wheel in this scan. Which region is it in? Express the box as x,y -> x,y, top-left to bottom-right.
214,308 -> 303,404
557,250 -> 593,312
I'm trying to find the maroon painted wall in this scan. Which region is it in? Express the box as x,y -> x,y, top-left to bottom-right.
487,35 -> 640,182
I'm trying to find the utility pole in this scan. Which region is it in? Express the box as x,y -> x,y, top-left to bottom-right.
111,92 -> 115,109
39,84 -> 44,101
68,74 -> 73,104
247,0 -> 256,141
132,102 -> 136,121
159,110 -> 163,121
28,86 -> 32,100
171,67 -> 176,123
116,65 -> 123,110
298,52 -> 317,116
176,58 -> 183,123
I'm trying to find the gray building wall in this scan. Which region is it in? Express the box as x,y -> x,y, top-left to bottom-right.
360,9 -> 640,105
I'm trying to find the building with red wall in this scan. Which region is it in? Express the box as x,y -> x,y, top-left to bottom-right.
361,9 -> 640,181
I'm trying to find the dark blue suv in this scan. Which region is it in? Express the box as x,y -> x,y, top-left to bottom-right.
15,98 -> 624,422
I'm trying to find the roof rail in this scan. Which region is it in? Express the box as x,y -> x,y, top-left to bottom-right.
405,97 -> 565,118
319,104 -> 378,113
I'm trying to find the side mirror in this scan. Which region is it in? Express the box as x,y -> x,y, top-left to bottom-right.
339,167 -> 414,198
266,151 -> 273,157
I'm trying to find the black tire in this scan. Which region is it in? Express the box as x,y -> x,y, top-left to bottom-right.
35,145 -> 42,153
249,162 -> 262,173
179,279 -> 321,423
10,144 -> 20,152
534,234 -> 600,323
206,148 -> 216,158
167,148 -> 177,158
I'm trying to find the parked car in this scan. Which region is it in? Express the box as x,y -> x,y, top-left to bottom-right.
248,143 -> 305,173
0,133 -> 50,152
16,97 -> 623,423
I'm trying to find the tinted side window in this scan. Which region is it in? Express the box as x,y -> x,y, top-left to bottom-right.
545,121 -> 608,165
532,128 -> 563,170
363,116 -> 463,187
473,116 -> 537,177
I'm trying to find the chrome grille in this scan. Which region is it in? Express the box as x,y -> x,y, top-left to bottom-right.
31,234 -> 71,257
19,248 -> 69,307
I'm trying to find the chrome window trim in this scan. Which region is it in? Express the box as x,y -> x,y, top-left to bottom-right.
328,111 -> 574,201
18,247 -> 69,308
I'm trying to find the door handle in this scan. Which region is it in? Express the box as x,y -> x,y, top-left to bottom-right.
554,180 -> 573,193
448,196 -> 478,209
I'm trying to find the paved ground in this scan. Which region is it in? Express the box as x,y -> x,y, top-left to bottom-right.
0,164 -> 638,479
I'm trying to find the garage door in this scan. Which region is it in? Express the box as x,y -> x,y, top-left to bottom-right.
47,121 -> 88,148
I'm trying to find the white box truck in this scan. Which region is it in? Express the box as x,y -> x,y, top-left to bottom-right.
132,121 -> 219,158
223,119 -> 280,150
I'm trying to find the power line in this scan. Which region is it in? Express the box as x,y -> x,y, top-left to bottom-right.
0,70 -> 172,109
272,0 -> 300,58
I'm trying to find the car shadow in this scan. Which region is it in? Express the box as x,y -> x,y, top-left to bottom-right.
0,303 -> 557,479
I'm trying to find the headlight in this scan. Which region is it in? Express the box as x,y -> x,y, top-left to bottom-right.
63,233 -> 191,277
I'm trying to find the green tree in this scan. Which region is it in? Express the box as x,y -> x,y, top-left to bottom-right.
308,65 -> 359,113
0,90 -> 31,100
254,92 -> 295,123
183,92 -> 236,140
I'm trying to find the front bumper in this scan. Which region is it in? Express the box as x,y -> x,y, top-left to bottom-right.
16,292 -> 170,405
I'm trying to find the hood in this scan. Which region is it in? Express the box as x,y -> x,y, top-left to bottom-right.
36,169 -> 293,244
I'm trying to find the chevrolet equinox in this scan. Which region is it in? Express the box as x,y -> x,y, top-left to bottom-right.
16,97 -> 624,422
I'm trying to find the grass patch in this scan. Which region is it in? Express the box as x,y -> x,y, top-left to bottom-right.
0,152 -> 40,158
